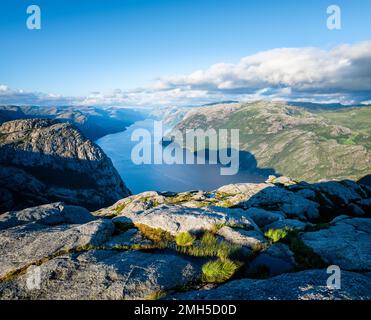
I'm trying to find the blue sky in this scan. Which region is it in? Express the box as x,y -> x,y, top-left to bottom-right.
0,0 -> 370,106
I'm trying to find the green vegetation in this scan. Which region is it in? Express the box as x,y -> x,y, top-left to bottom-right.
176,231 -> 242,259
175,232 -> 196,247
171,102 -> 371,181
263,227 -> 325,269
264,228 -> 289,243
135,224 -> 174,248
145,290 -> 167,300
201,259 -> 240,283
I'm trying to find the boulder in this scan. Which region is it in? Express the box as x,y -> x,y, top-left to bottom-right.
301,218 -> 371,271
263,219 -> 307,232
217,226 -> 266,249
309,181 -> 362,207
0,202 -> 95,230
113,204 -> 259,235
168,269 -> 371,300
247,243 -> 296,276
0,250 -> 200,300
0,219 -> 114,279
245,186 -> 319,220
244,207 -> 285,228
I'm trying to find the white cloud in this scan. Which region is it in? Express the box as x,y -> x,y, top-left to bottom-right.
1,41 -> 371,107
157,41 -> 371,94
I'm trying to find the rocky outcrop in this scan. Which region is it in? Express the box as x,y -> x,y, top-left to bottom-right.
0,250 -> 200,300
0,202 -> 200,300
1,176 -> 370,300
0,216 -> 114,279
302,218 -> 371,271
0,119 -> 131,212
112,204 -> 259,235
167,269 -> 371,300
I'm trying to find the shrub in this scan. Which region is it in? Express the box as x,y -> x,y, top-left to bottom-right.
202,259 -> 239,283
176,232 -> 196,247
264,228 -> 289,243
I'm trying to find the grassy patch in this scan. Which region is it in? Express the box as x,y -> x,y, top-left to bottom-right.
176,231 -> 242,259
264,228 -> 289,243
135,223 -> 174,248
201,259 -> 240,283
175,232 -> 196,247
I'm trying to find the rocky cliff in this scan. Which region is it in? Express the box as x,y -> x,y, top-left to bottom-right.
0,119 -> 131,212
0,177 -> 370,300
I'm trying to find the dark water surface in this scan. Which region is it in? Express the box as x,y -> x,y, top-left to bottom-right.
96,119 -> 266,194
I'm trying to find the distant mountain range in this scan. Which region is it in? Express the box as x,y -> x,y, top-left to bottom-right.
0,105 -> 145,140
167,101 -> 371,182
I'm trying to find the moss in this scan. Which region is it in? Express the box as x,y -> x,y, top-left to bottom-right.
175,232 -> 196,247
145,290 -> 167,300
215,192 -> 236,200
201,259 -> 240,283
218,199 -> 235,208
164,192 -> 195,205
114,202 -> 129,214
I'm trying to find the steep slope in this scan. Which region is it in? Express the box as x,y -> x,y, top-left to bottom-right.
168,101 -> 371,182
0,119 -> 131,212
0,105 -> 145,140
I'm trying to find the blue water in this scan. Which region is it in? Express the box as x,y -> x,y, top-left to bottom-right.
96,119 -> 266,194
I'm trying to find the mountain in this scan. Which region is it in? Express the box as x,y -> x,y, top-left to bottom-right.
0,119 -> 131,212
167,101 -> 371,182
0,105 -> 145,140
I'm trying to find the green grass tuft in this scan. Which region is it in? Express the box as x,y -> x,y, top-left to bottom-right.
202,259 -> 239,283
175,232 -> 196,247
264,228 -> 289,243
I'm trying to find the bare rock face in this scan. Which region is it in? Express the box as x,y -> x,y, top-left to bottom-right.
0,119 -> 131,212
301,218 -> 371,271
167,269 -> 371,300
113,204 -> 259,235
0,250 -> 201,300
